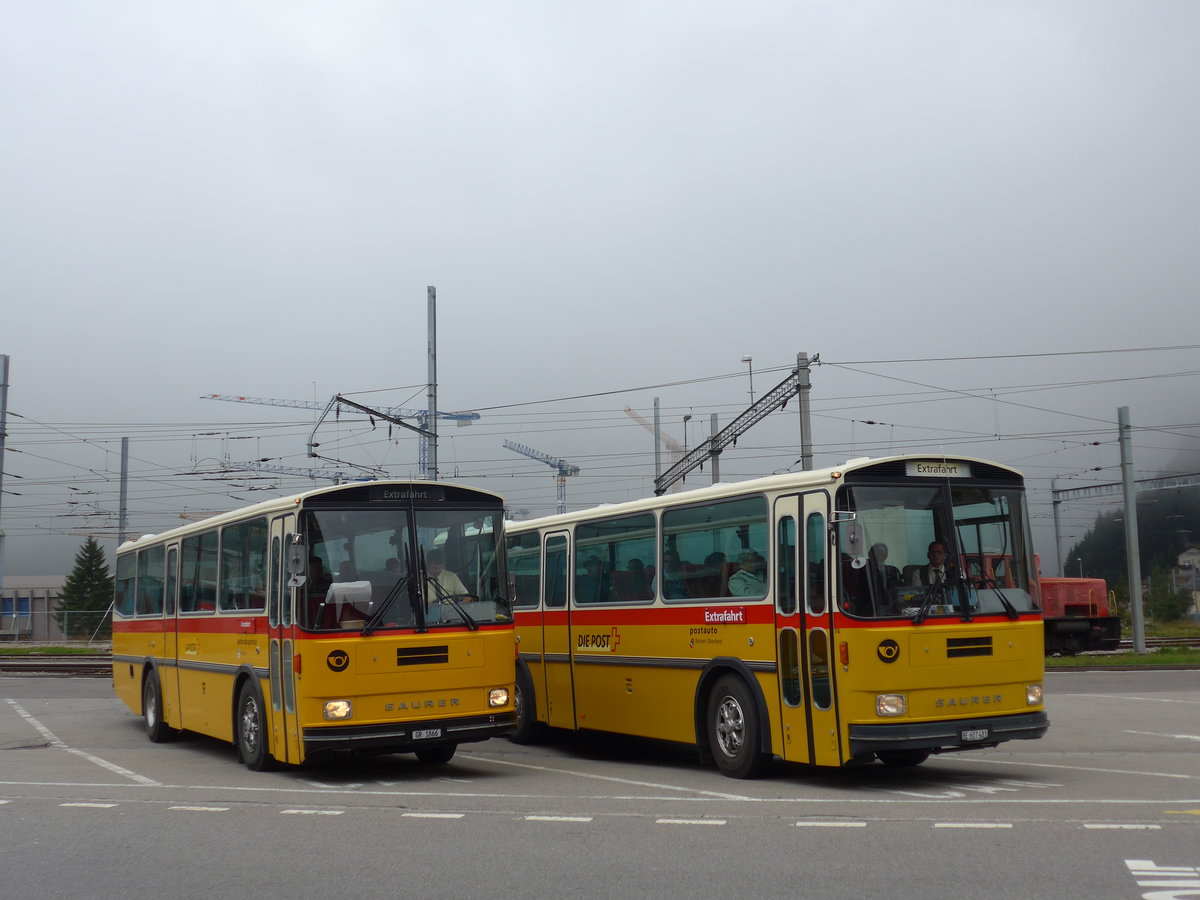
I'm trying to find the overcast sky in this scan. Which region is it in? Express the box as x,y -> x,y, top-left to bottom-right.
3,1 -> 1199,577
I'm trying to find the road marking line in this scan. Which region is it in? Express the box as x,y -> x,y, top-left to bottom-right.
281,809 -> 343,816
795,821 -> 867,827
466,752 -> 754,801
933,823 -> 1012,829
656,818 -> 726,826
168,806 -> 230,812
525,815 -> 593,822
1084,823 -> 1162,830
60,802 -> 117,808
401,813 -> 464,819
1125,730 -> 1200,742
4,699 -> 161,787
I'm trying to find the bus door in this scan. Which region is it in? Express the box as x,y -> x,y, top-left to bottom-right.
268,515 -> 302,765
773,493 -> 842,766
163,544 -> 182,727
541,532 -> 577,729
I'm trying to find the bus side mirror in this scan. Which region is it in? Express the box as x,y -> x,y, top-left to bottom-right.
287,535 -> 307,587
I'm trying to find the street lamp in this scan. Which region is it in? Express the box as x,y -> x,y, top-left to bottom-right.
1076,557 -> 1084,578
682,413 -> 692,452
741,356 -> 754,404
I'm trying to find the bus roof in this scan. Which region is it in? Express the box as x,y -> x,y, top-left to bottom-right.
506,453 -> 1024,531
117,479 -> 505,553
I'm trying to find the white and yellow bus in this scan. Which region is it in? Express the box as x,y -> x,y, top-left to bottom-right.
112,480 -> 515,769
506,455 -> 1048,778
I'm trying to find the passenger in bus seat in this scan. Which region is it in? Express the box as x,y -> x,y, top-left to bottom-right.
727,551 -> 767,596
656,550 -> 688,599
426,549 -> 471,599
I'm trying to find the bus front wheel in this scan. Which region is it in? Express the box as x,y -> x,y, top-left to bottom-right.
707,675 -> 769,779
236,681 -> 274,771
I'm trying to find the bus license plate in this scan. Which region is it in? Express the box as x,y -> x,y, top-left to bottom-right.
413,729 -> 442,740
960,728 -> 989,742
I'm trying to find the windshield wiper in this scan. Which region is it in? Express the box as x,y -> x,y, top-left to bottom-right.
912,578 -> 948,625
981,583 -> 1020,620
361,576 -> 412,636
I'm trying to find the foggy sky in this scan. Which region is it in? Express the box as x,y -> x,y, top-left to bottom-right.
3,1 -> 1198,576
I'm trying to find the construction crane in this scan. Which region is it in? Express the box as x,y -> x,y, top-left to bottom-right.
503,440 -> 579,515
624,405 -> 688,490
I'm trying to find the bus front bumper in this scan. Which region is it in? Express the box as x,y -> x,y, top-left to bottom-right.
303,711 -> 516,756
848,711 -> 1049,757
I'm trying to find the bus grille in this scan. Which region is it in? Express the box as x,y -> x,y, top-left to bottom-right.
397,645 -> 450,666
946,637 -> 993,658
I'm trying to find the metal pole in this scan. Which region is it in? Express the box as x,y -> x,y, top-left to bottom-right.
1051,478 -> 1064,577
1119,406 -> 1146,653
426,286 -> 438,481
0,354 -> 8,591
797,351 -> 813,471
709,413 -> 720,484
118,437 -> 129,546
652,398 -> 662,483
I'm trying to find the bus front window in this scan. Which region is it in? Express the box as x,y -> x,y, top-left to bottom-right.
836,484 -> 1038,621
298,506 -> 511,632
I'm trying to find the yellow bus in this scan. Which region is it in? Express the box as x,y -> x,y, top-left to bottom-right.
112,480 -> 515,770
505,455 -> 1048,778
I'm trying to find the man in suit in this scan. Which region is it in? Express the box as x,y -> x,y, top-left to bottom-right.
910,541 -> 950,586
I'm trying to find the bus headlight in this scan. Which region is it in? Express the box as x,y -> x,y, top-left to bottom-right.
876,694 -> 906,717
323,699 -> 353,720
1026,684 -> 1043,706
488,688 -> 510,708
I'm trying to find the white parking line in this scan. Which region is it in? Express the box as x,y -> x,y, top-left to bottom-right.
168,806 -> 230,812
402,812 -> 464,819
525,815 -> 593,822
933,822 -> 1012,829
281,809 -> 344,816
5,699 -> 161,787
59,802 -> 117,808
466,752 -> 754,801
795,821 -> 867,828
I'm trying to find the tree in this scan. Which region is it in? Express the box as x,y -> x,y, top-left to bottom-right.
55,537 -> 114,639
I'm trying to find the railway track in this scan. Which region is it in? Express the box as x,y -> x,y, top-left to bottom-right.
0,654 -> 111,677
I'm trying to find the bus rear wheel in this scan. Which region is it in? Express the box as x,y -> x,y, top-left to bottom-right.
707,675 -> 769,779
143,673 -> 176,743
415,744 -> 457,765
236,681 -> 274,771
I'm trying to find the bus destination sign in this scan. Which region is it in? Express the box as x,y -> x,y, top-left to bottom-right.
906,460 -> 970,478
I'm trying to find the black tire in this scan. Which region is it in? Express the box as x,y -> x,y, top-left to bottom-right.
877,750 -> 930,767
706,674 -> 769,779
415,744 -> 457,765
509,670 -> 539,745
236,680 -> 274,771
143,673 -> 176,743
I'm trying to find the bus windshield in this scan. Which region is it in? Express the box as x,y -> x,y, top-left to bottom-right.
835,483 -> 1039,621
297,505 -> 511,631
